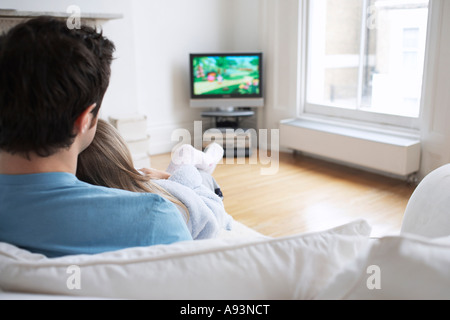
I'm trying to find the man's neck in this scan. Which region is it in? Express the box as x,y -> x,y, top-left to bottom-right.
0,148 -> 78,175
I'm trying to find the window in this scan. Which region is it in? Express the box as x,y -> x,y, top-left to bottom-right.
303,0 -> 430,128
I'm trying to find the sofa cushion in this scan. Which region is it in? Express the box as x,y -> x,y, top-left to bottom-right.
0,220 -> 371,300
316,233 -> 450,300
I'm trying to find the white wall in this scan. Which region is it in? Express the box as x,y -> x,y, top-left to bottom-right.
130,0 -> 262,154
418,0 -> 450,179
259,0 -> 300,131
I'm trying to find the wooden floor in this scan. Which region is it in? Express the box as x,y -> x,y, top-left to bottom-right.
150,151 -> 417,238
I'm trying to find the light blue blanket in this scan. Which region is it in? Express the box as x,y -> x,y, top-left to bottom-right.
154,165 -> 233,240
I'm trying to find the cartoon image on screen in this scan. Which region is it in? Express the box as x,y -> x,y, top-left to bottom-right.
192,55 -> 261,97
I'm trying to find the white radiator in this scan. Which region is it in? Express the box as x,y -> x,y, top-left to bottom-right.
280,119 -> 421,178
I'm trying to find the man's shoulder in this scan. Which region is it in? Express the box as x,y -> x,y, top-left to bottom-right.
0,172 -> 169,209
73,177 -> 168,204
0,172 -> 178,219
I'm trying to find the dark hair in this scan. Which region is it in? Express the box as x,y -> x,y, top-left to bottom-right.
0,16 -> 115,157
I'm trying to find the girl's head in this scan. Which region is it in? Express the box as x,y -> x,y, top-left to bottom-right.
77,118 -> 142,191
77,119 -> 188,218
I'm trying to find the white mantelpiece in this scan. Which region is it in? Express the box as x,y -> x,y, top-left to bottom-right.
0,9 -> 122,33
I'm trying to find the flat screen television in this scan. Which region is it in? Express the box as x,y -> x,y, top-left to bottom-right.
189,52 -> 264,109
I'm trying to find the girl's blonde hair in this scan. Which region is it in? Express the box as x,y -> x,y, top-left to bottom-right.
77,119 -> 188,220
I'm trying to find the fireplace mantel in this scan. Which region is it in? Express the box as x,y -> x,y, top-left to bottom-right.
0,9 -> 122,32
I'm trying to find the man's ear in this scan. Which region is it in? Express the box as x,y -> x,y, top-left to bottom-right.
74,103 -> 97,134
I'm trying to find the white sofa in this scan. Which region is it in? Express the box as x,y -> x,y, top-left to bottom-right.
1,165 -> 450,300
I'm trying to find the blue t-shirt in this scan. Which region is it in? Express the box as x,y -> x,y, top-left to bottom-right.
0,172 -> 193,257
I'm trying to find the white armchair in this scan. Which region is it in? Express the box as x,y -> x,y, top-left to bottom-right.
401,164 -> 450,238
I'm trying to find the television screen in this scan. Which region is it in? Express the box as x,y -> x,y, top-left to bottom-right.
190,53 -> 262,99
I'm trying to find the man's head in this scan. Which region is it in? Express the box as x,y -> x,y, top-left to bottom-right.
0,16 -> 115,158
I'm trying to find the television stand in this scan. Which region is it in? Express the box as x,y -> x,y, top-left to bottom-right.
201,109 -> 255,128
201,108 -> 255,157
